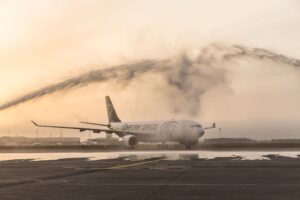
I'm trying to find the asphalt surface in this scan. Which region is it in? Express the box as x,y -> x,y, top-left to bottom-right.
0,153 -> 300,200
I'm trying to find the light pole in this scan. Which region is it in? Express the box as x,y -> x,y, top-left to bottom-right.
36,129 -> 39,143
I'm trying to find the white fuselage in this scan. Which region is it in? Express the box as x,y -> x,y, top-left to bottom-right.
110,120 -> 205,146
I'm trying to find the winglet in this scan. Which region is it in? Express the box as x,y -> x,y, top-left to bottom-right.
31,121 -> 39,126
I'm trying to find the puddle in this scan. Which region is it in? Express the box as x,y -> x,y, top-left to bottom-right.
0,151 -> 299,162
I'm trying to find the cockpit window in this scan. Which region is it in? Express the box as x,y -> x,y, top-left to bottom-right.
191,125 -> 202,128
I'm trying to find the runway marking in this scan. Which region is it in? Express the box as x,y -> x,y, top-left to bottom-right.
101,157 -> 166,169
0,157 -> 166,189
65,156 -> 166,170
143,162 -> 191,200
69,183 -> 300,186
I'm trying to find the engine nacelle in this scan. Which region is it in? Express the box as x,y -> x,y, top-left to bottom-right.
120,135 -> 138,147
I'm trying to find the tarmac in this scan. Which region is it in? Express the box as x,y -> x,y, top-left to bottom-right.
0,151 -> 300,200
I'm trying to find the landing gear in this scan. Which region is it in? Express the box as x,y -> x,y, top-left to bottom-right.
157,143 -> 169,150
185,145 -> 192,150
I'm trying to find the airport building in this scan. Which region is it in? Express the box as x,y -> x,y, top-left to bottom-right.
203,138 -> 257,144
270,139 -> 300,143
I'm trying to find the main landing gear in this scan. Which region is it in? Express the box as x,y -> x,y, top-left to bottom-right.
157,143 -> 169,150
185,145 -> 192,150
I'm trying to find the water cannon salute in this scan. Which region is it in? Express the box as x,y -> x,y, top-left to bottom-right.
1,1 -> 300,199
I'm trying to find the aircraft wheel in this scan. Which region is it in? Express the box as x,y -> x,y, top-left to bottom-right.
186,145 -> 192,150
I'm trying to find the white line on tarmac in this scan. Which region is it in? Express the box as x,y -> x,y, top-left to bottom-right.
68,183 -> 300,186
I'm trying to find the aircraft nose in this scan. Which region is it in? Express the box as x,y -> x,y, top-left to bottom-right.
189,129 -> 200,141
198,128 -> 205,137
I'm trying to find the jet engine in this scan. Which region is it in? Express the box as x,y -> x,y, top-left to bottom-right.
121,135 -> 138,147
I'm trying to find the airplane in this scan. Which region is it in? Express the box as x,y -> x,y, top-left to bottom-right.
32,96 -> 216,150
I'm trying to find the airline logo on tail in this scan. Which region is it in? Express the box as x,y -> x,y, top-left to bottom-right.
106,96 -> 121,123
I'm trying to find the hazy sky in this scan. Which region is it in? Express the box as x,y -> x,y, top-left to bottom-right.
0,0 -> 300,139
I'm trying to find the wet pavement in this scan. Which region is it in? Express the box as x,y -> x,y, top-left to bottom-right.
0,150 -> 299,161
0,151 -> 300,200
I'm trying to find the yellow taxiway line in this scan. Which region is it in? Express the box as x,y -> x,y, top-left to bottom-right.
62,156 -> 166,170
104,157 -> 166,170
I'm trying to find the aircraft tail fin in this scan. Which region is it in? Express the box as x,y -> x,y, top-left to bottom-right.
105,96 -> 121,123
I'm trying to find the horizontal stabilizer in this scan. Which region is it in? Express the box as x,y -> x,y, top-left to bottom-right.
204,123 -> 216,130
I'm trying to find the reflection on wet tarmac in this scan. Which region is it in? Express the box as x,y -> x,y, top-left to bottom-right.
0,151 -> 299,162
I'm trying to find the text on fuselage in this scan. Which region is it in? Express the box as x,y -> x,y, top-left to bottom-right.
121,124 -> 159,132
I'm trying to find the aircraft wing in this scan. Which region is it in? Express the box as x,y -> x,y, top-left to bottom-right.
31,121 -> 154,139
32,121 -> 115,134
79,121 -> 110,127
